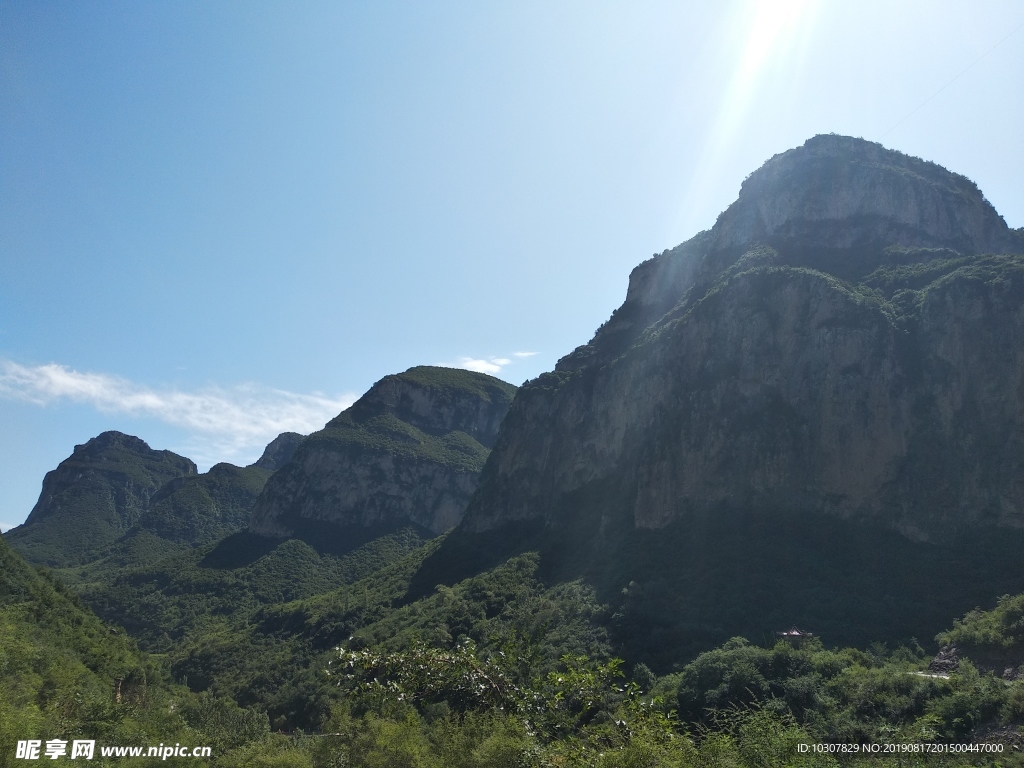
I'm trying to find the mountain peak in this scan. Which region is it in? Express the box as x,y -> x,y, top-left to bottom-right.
464,137 -> 1024,545
73,430 -> 162,455
342,366 -> 517,449
711,134 -> 1013,255
561,136 -> 1023,373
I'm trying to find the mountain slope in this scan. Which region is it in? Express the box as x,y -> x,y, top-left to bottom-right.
135,462 -> 272,547
461,135 -> 1024,539
248,366 -> 516,548
0,531 -> 181,755
415,135 -> 1024,658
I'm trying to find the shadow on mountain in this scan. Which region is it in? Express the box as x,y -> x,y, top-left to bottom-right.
200,531 -> 282,569
559,505 -> 1024,671
205,518 -> 439,571
284,517 -> 435,559
402,520 -> 542,604
406,473 -> 1024,671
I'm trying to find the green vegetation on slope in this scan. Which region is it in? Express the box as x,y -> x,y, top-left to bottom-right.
673,637 -> 1018,745
171,562 -> 1024,766
423,506 -> 1024,676
56,528 -> 430,653
136,463 -> 272,546
393,365 -> 518,405
308,413 -> 490,474
0,533 -> 274,767
309,366 -> 516,473
936,593 -> 1024,682
16,508 -> 1024,766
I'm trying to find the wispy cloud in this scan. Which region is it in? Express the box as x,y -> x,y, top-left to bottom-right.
449,352 -> 537,377
458,357 -> 510,374
0,360 -> 356,465
0,521 -> 14,533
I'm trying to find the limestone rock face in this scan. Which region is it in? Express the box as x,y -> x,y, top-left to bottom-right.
248,366 -> 516,540
709,134 -> 1015,255
462,136 -> 1024,542
5,431 -> 197,566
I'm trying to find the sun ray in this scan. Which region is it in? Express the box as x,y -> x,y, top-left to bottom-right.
675,0 -> 820,238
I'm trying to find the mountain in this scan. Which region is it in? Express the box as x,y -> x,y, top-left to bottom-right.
4,432 -> 197,567
416,135 -> 1024,657
4,431 -> 306,567
26,366 -> 515,702
11,136 -> 1024,758
462,134 -> 1024,539
125,430 -> 305,548
248,366 -> 516,550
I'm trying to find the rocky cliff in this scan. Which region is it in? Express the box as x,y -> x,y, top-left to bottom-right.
461,135 -> 1024,543
4,431 -> 197,566
248,366 -> 516,544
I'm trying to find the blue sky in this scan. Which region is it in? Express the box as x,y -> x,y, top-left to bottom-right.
2,1 -> 1023,531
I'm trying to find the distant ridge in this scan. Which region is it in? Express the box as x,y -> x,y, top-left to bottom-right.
4,432 -> 196,566
4,430 -> 298,566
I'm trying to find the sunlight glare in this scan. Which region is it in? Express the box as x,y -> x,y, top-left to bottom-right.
673,0 -> 820,240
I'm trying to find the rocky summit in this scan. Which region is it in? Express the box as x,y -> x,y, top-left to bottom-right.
461,135 -> 1024,543
248,366 -> 516,546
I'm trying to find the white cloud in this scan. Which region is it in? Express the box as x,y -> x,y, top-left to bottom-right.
457,357 -> 506,375
0,360 -> 356,464
451,352 -> 537,377
0,521 -> 14,533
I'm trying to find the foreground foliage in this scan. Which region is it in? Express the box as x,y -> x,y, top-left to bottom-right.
0,534 -> 273,766
218,635 -> 1023,767
8,514 -> 1024,765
